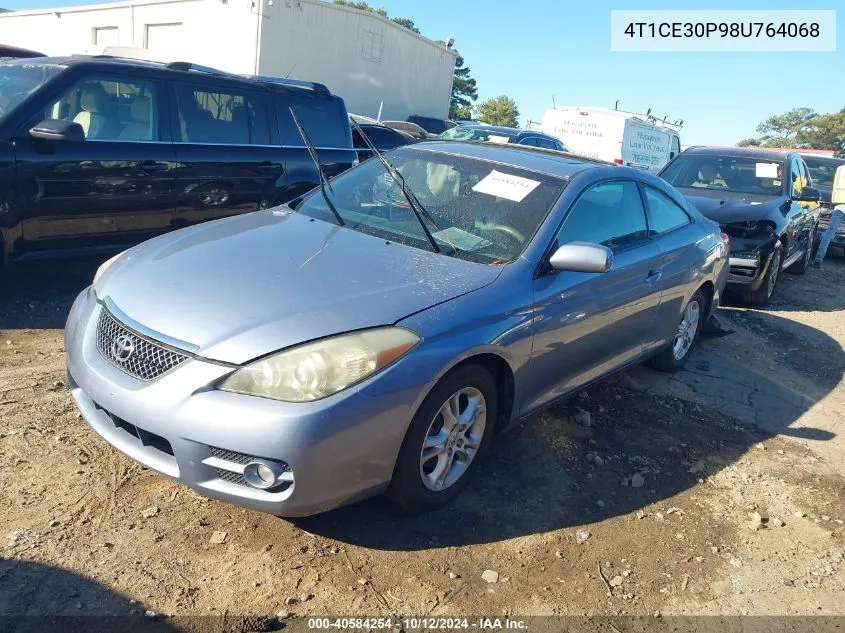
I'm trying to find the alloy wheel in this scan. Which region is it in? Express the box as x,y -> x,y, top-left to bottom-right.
419,387 -> 487,492
672,300 -> 701,361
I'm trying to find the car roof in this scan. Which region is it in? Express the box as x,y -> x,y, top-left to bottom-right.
683,146 -> 797,161
410,140 -> 607,179
799,153 -> 845,164
1,55 -> 336,98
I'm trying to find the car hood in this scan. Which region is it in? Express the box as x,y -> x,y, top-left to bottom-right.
675,187 -> 786,225
96,210 -> 502,364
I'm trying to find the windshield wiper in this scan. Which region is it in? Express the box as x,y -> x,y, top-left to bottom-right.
289,107 -> 345,227
349,117 -> 452,254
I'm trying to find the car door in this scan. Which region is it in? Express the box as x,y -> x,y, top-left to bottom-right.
786,157 -> 814,263
524,179 -> 664,413
169,80 -> 282,227
641,183 -> 703,353
14,70 -> 176,256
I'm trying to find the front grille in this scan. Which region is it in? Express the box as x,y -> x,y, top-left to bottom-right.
209,446 -> 255,465
93,401 -> 174,456
216,469 -> 249,486
96,308 -> 189,381
208,446 -> 292,490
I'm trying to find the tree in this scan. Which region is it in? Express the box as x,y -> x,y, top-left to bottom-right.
737,137 -> 761,147
449,53 -> 478,120
391,17 -> 420,34
755,107 -> 818,147
798,108 -> 845,155
476,95 -> 520,127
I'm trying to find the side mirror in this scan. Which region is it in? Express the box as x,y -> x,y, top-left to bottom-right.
549,241 -> 613,273
29,119 -> 86,143
794,186 -> 821,203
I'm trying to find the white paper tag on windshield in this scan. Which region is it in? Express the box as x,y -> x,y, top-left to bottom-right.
755,162 -> 779,178
486,135 -> 510,144
472,170 -> 541,202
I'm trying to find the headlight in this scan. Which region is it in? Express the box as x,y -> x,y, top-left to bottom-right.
93,253 -> 122,289
218,327 -> 420,402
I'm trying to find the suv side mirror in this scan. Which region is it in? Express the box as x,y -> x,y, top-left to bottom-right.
549,241 -> 613,273
29,119 -> 86,143
794,186 -> 821,203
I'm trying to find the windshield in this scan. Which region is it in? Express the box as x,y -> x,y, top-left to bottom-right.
802,156 -> 845,188
661,154 -> 786,197
0,62 -> 63,120
294,146 -> 566,264
439,127 -> 513,143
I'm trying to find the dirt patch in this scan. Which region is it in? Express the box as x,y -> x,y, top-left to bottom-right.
1,257 -> 844,621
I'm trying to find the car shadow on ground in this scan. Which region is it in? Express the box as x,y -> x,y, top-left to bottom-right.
751,254 -> 845,313
2,260 -> 841,553
296,308 -> 841,550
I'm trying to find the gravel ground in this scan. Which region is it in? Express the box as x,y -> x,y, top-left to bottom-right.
1,253 -> 844,631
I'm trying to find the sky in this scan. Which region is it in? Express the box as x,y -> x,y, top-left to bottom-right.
2,0 -> 842,146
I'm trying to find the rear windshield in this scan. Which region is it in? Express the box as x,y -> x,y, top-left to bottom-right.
295,146 -> 565,264
661,154 -> 786,197
0,62 -> 63,121
439,127 -> 514,143
276,92 -> 352,148
802,156 -> 845,188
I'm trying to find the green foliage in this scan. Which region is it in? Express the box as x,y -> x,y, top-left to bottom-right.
476,95 -> 520,128
741,107 -> 844,155
449,53 -> 478,120
332,0 -> 419,33
391,17 -> 420,34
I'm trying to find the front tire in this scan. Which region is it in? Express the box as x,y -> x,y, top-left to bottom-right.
787,235 -> 813,275
748,243 -> 782,306
648,289 -> 706,373
388,364 -> 498,513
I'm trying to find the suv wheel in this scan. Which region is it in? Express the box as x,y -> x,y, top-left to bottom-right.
748,243 -> 782,306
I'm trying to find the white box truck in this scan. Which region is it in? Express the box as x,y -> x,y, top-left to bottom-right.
540,107 -> 682,174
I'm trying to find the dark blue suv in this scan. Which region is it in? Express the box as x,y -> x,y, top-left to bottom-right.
0,55 -> 356,275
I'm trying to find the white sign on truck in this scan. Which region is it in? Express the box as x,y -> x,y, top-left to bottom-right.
539,107 -> 681,174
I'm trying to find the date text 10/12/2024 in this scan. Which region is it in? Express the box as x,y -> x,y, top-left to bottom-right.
307,617 -> 529,630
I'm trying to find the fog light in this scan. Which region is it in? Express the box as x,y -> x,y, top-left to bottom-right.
243,459 -> 285,490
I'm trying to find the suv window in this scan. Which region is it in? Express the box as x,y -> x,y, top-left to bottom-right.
644,185 -> 691,236
518,136 -> 539,147
790,158 -> 804,196
557,181 -> 648,253
536,137 -> 559,150
175,84 -> 270,145
359,126 -> 405,149
44,75 -> 158,141
277,92 -> 349,148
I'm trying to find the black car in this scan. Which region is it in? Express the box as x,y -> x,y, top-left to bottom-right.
659,147 -> 820,306
406,115 -> 455,136
0,55 -> 356,275
352,122 -> 416,162
439,124 -> 568,152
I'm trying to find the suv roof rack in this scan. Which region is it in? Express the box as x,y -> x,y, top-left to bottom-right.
246,74 -> 330,94
165,61 -> 230,76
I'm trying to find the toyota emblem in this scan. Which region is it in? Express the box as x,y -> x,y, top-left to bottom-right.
110,334 -> 135,363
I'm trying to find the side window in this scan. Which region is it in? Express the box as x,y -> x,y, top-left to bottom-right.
174,84 -> 270,145
277,92 -> 349,148
536,137 -> 558,150
365,126 -> 403,149
44,75 -> 158,141
518,137 -> 539,147
790,159 -> 804,195
556,181 -> 648,253
798,159 -> 810,188
644,185 -> 691,236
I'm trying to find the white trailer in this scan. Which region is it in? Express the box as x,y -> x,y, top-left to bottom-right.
540,107 -> 682,174
0,0 -> 457,122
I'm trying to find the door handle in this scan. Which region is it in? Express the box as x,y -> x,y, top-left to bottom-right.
139,160 -> 168,173
645,269 -> 662,284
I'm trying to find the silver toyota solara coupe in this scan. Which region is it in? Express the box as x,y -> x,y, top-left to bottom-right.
65,141 -> 729,517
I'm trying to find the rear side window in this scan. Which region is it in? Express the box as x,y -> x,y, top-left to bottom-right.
362,126 -> 405,149
277,92 -> 350,148
643,186 -> 691,236
536,137 -> 559,150
557,181 -> 648,253
174,84 -> 270,145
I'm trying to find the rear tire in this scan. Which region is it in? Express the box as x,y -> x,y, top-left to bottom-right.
388,364 -> 497,513
748,243 -> 782,307
648,289 -> 707,373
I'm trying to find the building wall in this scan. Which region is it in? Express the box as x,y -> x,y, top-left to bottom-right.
0,0 -> 259,74
257,0 -> 456,121
0,0 -> 457,121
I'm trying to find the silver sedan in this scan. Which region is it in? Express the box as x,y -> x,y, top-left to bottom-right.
65,141 -> 729,516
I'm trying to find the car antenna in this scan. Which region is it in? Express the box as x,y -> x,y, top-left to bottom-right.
348,117 -> 454,254
289,107 -> 345,227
